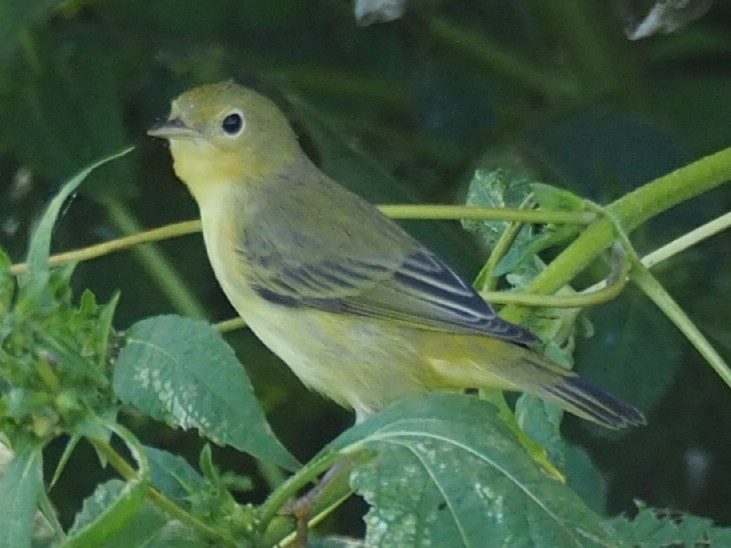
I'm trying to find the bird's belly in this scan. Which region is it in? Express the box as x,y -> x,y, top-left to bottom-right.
199,209 -> 431,418
242,301 -> 432,418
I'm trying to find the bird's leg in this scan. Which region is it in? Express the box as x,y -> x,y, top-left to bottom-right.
281,458 -> 356,546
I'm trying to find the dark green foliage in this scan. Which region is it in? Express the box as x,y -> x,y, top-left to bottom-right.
0,1 -> 730,546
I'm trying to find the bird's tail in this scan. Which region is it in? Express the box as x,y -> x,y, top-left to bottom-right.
532,374 -> 645,429
428,337 -> 645,429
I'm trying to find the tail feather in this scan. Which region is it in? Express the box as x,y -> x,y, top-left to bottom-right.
541,376 -> 646,429
426,336 -> 645,429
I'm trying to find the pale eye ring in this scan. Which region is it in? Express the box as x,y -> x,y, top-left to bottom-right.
221,110 -> 244,136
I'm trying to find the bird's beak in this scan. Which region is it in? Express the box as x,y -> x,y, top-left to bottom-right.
147,117 -> 198,140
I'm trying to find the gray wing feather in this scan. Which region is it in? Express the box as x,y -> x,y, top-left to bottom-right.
240,170 -> 539,346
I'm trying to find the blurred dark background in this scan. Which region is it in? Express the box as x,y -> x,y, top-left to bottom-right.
1,0 -> 730,536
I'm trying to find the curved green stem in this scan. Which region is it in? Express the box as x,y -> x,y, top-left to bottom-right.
499,146 -> 731,325
481,241 -> 629,308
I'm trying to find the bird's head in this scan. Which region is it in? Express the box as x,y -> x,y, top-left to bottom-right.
149,81 -> 300,205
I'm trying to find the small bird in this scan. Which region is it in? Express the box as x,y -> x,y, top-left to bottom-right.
149,81 -> 644,429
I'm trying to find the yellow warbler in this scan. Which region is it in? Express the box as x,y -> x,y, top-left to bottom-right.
149,81 -> 644,429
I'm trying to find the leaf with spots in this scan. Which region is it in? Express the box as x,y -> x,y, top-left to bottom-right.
113,315 -> 299,471
328,394 -> 620,547
608,501 -> 731,545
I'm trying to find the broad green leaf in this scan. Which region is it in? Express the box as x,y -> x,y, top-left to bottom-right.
145,446 -> 207,507
113,315 -> 299,471
65,424 -> 150,547
64,480 -> 161,548
0,444 -> 44,548
329,394 -> 618,548
462,168 -> 534,250
463,171 -> 582,279
18,147 -> 134,303
608,502 -> 731,545
564,444 -> 606,515
515,388 -> 565,467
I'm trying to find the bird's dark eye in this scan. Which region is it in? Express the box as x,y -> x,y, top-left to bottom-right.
221,112 -> 243,135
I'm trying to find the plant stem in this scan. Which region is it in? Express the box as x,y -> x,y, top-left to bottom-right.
259,453 -> 370,546
474,196 -> 536,292
379,204 -> 595,223
9,207 -> 592,276
91,439 -> 234,546
214,317 -> 247,332
482,242 -> 628,308
8,221 -> 201,276
642,210 -> 731,269
499,146 -> 731,324
257,452 -> 343,529
631,263 -> 731,389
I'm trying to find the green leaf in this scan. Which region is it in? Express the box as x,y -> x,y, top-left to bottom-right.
0,248 -> 13,315
64,480 -> 161,548
50,434 -> 81,488
608,502 -> 731,545
64,424 -> 150,547
18,147 -> 134,303
462,168 -> 534,249
96,291 -> 121,367
0,444 -> 44,548
463,171 -> 582,278
329,394 -> 617,548
113,315 -> 299,471
564,444 -> 606,515
145,446 -> 207,508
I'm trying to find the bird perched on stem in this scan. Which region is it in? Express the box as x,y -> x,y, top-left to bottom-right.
149,81 -> 644,430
